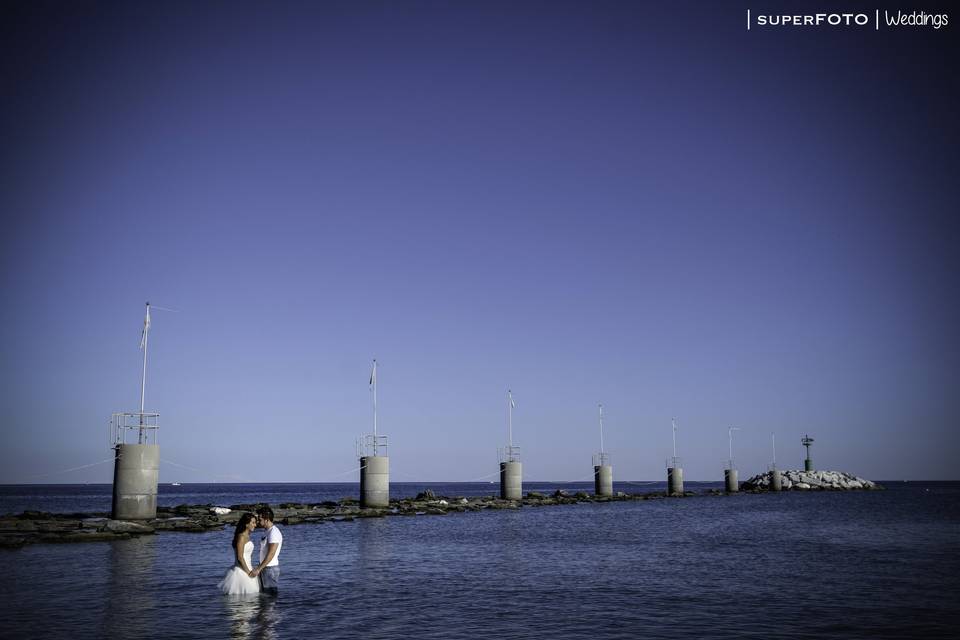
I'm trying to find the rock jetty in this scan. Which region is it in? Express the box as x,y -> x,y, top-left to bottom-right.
0,490 -> 684,548
0,475 -> 879,548
742,469 -> 880,491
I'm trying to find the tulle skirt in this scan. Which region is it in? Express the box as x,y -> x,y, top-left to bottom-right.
218,566 -> 260,595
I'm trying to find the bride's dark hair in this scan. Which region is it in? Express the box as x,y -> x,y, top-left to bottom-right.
232,512 -> 255,549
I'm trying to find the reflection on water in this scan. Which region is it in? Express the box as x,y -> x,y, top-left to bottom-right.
222,594 -> 280,640
357,517 -> 391,572
103,536 -> 157,638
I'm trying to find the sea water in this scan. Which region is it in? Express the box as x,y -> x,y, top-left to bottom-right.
3,482 -> 959,639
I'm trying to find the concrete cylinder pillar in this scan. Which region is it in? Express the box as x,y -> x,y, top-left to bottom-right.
770,468 -> 782,491
594,465 -> 613,497
725,468 -> 739,493
667,466 -> 684,495
804,458 -> 813,472
360,455 -> 390,508
111,444 -> 159,520
500,461 -> 522,500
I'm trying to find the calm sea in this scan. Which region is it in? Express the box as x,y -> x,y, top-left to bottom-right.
2,481 -> 959,639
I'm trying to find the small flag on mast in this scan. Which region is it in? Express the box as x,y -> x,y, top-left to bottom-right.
509,391 -> 515,408
369,360 -> 377,388
139,304 -> 151,350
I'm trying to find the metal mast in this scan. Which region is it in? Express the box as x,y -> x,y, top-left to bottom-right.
599,403 -> 604,454
671,417 -> 679,463
728,426 -> 740,465
138,302 -> 151,444
370,359 -> 378,456
508,389 -> 514,447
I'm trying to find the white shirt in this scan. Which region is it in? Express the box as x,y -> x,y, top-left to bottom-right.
259,525 -> 283,567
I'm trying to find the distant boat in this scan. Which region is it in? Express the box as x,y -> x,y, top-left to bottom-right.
171,482 -> 181,486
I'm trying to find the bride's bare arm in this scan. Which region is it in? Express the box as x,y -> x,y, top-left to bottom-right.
235,534 -> 251,572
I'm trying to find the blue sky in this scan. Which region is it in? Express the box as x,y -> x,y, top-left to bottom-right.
2,1 -> 957,483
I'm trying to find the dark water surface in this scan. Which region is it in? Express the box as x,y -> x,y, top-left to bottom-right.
3,482 -> 959,639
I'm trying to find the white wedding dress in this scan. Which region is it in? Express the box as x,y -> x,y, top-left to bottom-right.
218,540 -> 261,595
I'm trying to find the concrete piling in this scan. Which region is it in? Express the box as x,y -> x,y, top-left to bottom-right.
500,461 -> 522,500
594,464 -> 613,497
770,467 -> 782,491
724,468 -> 739,493
667,466 -> 684,495
360,455 -> 390,508
111,443 -> 159,520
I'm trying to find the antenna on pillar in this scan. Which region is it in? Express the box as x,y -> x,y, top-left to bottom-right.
667,418 -> 683,496
592,403 -> 612,496
358,359 -> 389,508
769,432 -> 782,491
725,426 -> 740,493
138,302 -> 151,443
498,390 -> 522,500
110,301 -> 169,520
671,417 -> 679,465
727,426 -> 740,468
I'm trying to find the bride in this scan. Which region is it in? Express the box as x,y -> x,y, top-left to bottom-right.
217,512 -> 261,595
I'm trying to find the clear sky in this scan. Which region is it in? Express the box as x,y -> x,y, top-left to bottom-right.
1,1 -> 957,483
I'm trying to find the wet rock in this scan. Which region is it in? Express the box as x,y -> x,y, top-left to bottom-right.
37,520 -> 82,533
0,534 -> 27,548
415,489 -> 436,501
19,511 -> 51,520
82,518 -> 107,529
105,520 -> 155,534
0,519 -> 37,532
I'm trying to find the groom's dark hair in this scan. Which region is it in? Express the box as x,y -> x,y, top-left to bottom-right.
256,506 -> 274,522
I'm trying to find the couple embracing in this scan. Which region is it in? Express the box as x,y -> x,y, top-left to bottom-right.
218,506 -> 283,596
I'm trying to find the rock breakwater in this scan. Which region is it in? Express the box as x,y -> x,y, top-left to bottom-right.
0,490 -> 685,548
1,476 -> 878,548
743,470 -> 880,491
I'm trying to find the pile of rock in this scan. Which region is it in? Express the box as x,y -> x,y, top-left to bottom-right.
0,508 -> 234,548
742,470 -> 880,491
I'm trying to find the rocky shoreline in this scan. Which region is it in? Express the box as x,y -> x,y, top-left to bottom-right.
0,475 -> 882,549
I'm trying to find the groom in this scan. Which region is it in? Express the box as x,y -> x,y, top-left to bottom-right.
249,506 -> 283,594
